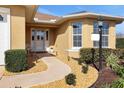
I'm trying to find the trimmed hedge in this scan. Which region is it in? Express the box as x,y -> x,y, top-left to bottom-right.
5,49 -> 28,72
79,48 -> 124,64
116,38 -> 124,48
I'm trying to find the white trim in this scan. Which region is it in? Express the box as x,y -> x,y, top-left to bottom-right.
67,48 -> 81,52
94,46 -> 108,48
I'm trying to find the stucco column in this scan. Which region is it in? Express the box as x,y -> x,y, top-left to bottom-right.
108,22 -> 116,49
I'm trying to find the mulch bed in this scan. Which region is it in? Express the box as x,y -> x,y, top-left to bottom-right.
90,67 -> 119,88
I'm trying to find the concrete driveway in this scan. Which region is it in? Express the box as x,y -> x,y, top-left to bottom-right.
0,57 -> 71,88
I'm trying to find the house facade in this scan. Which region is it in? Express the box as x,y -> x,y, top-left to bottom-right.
0,5 -> 123,65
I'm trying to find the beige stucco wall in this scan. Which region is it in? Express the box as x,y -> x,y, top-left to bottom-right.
54,21 -> 70,60
26,19 -> 116,60
54,19 -> 94,59
0,6 -> 26,49
54,18 -> 116,59
83,19 -> 94,48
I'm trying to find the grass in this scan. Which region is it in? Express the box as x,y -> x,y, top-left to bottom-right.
4,60 -> 47,76
32,56 -> 98,88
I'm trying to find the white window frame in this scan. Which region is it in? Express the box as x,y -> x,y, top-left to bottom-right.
72,21 -> 83,49
93,21 -> 109,48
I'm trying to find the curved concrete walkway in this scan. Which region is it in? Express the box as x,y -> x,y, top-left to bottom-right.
0,66 -> 4,79
0,57 -> 71,88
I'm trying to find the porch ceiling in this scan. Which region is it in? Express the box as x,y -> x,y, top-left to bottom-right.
24,5 -> 39,23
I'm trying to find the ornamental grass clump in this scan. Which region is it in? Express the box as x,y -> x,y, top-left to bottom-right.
106,53 -> 119,69
106,53 -> 124,78
110,78 -> 124,88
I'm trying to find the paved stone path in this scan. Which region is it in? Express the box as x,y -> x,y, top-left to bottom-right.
0,57 -> 71,88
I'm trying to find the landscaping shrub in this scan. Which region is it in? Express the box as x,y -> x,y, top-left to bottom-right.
116,38 -> 124,48
82,64 -> 89,74
79,48 -> 109,64
5,49 -> 28,72
119,48 -> 124,59
65,73 -> 76,86
79,48 -> 123,65
110,78 -> 124,88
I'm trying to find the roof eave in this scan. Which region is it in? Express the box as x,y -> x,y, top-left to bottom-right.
33,13 -> 124,25
61,13 -> 124,24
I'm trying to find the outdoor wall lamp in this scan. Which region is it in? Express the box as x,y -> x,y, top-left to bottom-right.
98,16 -> 104,71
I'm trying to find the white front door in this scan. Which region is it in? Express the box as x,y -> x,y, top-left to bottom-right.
31,30 -> 45,52
0,7 -> 10,65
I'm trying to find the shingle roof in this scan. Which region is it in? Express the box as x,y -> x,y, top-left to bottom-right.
34,12 -> 61,21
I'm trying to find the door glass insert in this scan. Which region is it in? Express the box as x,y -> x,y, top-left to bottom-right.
32,36 -> 34,40
41,36 -> 44,40
46,31 -> 48,40
37,35 -> 40,40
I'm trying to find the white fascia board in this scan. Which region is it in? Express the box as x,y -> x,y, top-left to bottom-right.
34,18 -> 56,24
63,12 -> 124,20
89,13 -> 124,19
